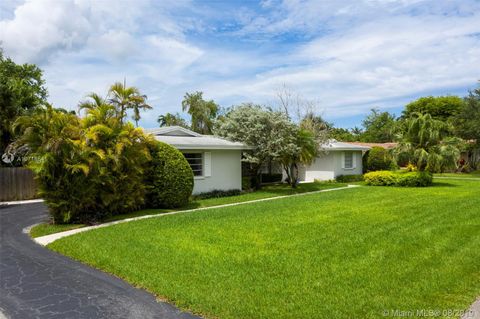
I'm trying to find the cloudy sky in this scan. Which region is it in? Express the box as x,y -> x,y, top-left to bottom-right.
1,0 -> 479,129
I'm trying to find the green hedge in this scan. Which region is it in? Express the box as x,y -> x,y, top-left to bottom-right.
193,189 -> 242,200
335,174 -> 364,183
144,141 -> 194,208
365,147 -> 396,172
364,171 -> 432,187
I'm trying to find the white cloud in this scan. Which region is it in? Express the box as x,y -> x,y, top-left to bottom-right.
1,0 -> 479,128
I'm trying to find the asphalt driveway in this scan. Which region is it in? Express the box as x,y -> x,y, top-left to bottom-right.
0,202 -> 198,319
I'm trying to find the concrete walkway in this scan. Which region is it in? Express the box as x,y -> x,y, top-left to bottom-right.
0,202 -> 198,319
34,184 -> 360,246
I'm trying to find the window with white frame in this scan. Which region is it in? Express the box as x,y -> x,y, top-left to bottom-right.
183,153 -> 203,176
344,151 -> 354,169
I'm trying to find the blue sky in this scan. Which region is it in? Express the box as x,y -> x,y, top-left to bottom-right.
1,0 -> 479,129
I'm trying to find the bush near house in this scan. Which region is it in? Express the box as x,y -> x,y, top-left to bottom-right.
14,104 -> 194,224
144,141 -> 194,208
364,146 -> 396,172
335,174 -> 364,182
192,189 -> 242,200
364,170 -> 432,187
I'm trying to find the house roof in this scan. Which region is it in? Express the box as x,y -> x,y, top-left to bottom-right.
348,142 -> 398,149
144,126 -> 250,150
321,140 -> 371,151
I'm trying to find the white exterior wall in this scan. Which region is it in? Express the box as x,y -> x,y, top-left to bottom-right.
332,151 -> 363,177
182,149 -> 242,194
297,150 -> 364,182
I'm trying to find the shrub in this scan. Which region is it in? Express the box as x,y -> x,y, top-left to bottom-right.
193,189 -> 242,200
15,105 -> 151,224
365,147 -> 395,172
396,172 -> 433,187
363,171 -> 397,186
144,141 -> 194,208
335,174 -> 364,182
364,171 -> 432,187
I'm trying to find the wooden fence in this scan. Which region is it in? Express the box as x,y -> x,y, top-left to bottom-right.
0,167 -> 38,201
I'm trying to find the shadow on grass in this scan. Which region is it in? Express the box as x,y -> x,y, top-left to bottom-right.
431,181 -> 459,188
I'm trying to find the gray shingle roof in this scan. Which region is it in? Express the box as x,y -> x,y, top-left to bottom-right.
144,126 -> 250,150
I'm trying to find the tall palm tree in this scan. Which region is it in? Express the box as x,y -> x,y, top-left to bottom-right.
130,94 -> 152,127
108,81 -> 151,125
181,91 -> 218,134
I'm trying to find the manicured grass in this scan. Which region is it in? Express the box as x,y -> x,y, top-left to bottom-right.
49,179 -> 480,318
30,181 -> 344,237
29,223 -> 85,238
435,172 -> 480,178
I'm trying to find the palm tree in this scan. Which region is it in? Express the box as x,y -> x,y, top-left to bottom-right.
108,81 -> 151,125
131,94 -> 152,127
394,112 -> 462,172
181,91 -> 218,134
157,112 -> 188,128
281,128 -> 317,188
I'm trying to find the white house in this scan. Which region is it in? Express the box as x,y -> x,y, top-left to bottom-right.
282,140 -> 371,182
146,126 -> 249,194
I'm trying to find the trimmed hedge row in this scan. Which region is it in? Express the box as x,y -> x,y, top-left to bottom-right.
364,171 -> 433,187
193,189 -> 242,200
335,174 -> 364,183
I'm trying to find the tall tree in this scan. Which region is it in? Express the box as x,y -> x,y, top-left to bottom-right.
215,104 -> 290,188
0,50 -> 48,156
182,91 -> 218,134
455,83 -> 480,168
394,113 -> 462,172
360,108 -> 396,142
108,81 -> 151,125
403,96 -> 464,121
278,128 -> 317,188
157,112 -> 188,128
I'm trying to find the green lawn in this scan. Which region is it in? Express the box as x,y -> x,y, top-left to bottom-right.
434,172 -> 480,178
31,181 -> 344,237
48,179 -> 480,318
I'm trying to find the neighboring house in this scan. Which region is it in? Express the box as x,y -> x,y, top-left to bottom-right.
146,126 -> 249,194
284,140 -> 370,182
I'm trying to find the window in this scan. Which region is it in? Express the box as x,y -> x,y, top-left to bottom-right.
183,153 -> 203,176
344,152 -> 354,169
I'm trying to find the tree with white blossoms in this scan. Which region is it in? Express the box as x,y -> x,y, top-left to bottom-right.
214,103 -> 317,188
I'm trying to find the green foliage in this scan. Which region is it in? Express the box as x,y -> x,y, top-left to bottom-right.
396,171 -> 433,187
394,113 -> 462,172
157,112 -> 188,128
335,174 -> 364,182
107,81 -> 151,126
360,108 -> 396,142
0,51 -> 48,156
364,170 -> 432,187
403,96 -> 464,121
144,141 -> 193,208
192,189 -> 242,200
182,91 -> 218,134
454,84 -> 480,169
365,146 -> 395,171
363,171 -> 398,186
215,104 -> 315,188
14,103 -> 151,223
329,127 -> 356,142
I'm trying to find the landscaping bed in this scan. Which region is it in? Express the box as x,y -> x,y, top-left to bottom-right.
48,179 -> 480,318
